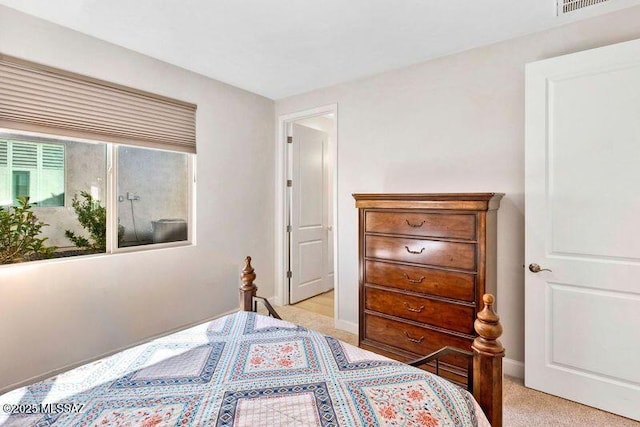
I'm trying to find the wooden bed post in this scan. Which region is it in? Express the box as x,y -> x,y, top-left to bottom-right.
239,256 -> 257,311
472,294 -> 504,427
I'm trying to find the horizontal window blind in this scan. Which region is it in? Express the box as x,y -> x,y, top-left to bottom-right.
0,54 -> 197,153
42,144 -> 65,170
12,142 -> 37,168
0,141 -> 7,166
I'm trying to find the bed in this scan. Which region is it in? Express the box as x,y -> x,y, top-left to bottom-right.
1,257 -> 504,426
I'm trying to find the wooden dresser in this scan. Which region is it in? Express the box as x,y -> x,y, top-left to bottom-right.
353,193 -> 503,386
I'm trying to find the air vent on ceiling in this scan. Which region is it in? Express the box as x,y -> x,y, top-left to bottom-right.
558,0 -> 610,15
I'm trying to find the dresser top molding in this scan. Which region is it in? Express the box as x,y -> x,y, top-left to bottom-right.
352,193 -> 504,211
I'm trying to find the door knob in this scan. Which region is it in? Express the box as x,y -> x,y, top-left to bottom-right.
327,225 -> 333,231
529,263 -> 552,273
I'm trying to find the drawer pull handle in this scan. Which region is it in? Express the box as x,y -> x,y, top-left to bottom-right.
405,246 -> 425,255
405,219 -> 425,228
403,273 -> 425,284
403,302 -> 425,313
403,331 -> 425,344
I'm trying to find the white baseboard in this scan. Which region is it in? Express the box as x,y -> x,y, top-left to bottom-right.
334,319 -> 358,335
504,357 -> 524,379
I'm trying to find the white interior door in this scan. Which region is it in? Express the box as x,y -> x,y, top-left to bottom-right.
525,38 -> 640,421
289,123 -> 333,304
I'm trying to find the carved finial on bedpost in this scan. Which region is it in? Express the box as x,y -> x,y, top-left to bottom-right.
240,256 -> 257,311
472,294 -> 504,427
473,295 -> 504,354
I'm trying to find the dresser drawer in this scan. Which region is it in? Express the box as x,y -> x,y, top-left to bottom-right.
364,314 -> 472,368
365,235 -> 476,271
365,260 -> 475,302
365,287 -> 475,334
366,211 -> 476,240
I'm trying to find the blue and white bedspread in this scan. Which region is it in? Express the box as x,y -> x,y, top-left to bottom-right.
1,311 -> 489,426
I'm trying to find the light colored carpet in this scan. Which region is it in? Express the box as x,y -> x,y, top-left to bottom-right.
292,290 -> 335,317
503,376 -> 638,426
260,304 -> 357,346
264,304 -> 639,427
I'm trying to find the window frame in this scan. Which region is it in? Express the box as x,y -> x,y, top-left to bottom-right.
108,143 -> 195,254
0,129 -> 195,263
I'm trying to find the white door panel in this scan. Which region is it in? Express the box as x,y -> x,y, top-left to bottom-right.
299,134 -> 324,227
550,284 -> 640,384
299,240 -> 323,284
525,38 -> 640,420
549,67 -> 640,259
290,123 -> 333,303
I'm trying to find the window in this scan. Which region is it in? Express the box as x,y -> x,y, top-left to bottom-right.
0,56 -> 196,265
117,146 -> 190,248
0,140 -> 65,207
0,133 -> 193,265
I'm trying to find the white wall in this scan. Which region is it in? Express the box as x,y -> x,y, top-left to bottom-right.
275,6 -> 640,369
0,6 -> 275,391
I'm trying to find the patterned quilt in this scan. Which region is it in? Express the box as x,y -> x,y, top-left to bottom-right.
1,311 -> 489,426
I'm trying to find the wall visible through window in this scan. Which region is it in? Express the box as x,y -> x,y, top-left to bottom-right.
117,146 -> 189,247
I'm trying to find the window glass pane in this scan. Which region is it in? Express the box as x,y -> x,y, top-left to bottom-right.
40,144 -> 65,207
12,171 -> 30,204
60,140 -> 107,254
0,140 -> 65,207
117,146 -> 189,248
1,136 -> 107,264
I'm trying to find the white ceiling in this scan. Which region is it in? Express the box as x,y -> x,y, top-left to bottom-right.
1,0 -> 639,99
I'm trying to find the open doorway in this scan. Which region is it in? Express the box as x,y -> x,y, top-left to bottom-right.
276,105 -> 337,320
